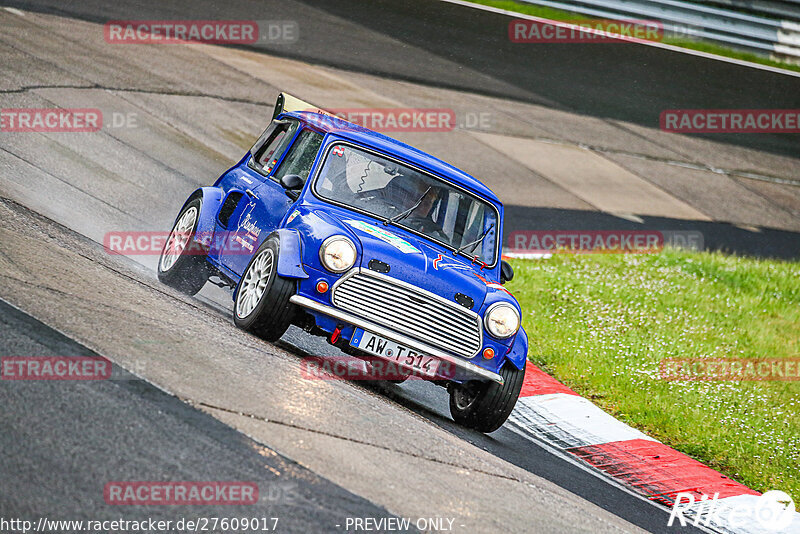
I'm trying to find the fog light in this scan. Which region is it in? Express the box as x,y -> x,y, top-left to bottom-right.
316,280 -> 329,293
483,347 -> 495,359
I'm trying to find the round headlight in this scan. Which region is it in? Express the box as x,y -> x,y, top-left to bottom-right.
484,303 -> 520,339
319,236 -> 357,273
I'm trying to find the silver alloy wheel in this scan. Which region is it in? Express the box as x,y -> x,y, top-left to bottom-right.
236,249 -> 275,319
160,206 -> 198,272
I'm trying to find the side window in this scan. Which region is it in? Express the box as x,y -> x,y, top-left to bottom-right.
249,119 -> 299,176
273,129 -> 324,184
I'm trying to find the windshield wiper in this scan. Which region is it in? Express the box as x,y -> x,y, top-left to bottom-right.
455,224 -> 495,259
384,187 -> 432,226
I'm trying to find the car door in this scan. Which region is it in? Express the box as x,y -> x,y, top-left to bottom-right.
215,119 -> 300,277
218,123 -> 325,278
271,127 -> 324,186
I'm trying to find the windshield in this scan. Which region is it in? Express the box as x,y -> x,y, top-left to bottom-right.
314,143 -> 498,264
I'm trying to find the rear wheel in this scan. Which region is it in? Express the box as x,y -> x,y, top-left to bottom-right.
233,236 -> 296,342
157,198 -> 209,295
449,360 -> 526,433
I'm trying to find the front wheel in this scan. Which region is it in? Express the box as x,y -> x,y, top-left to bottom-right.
157,198 -> 209,295
449,361 -> 526,433
233,236 -> 296,342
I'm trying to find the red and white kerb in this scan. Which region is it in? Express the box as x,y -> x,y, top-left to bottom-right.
508,365 -> 798,533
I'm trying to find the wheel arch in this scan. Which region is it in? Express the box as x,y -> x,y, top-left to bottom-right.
503,326 -> 528,370
270,228 -> 309,280
177,187 -> 224,248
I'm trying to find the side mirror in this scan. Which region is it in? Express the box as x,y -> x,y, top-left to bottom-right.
279,174 -> 303,199
280,173 -> 303,190
500,260 -> 514,284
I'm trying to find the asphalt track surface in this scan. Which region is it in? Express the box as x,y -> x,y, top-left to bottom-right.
5,0 -> 800,259
0,195 -> 699,533
0,299 -> 403,532
0,1 -> 797,533
8,0 -> 800,158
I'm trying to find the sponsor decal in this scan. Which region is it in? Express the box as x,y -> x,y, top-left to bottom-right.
237,202 -> 261,237
344,219 -> 420,254
232,235 -> 254,253
234,202 -> 261,253
286,209 -> 301,224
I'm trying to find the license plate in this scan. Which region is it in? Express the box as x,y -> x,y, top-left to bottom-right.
351,329 -> 440,378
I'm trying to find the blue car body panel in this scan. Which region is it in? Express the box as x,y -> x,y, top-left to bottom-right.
182,111 -> 527,381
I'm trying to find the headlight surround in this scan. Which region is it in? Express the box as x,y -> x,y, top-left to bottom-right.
319,236 -> 357,273
484,302 -> 520,339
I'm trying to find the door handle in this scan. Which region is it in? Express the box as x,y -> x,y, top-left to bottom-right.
245,188 -> 257,199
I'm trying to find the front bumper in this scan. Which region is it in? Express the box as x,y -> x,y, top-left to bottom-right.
289,295 -> 504,385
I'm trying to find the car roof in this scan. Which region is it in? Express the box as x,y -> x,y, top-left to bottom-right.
284,111 -> 501,204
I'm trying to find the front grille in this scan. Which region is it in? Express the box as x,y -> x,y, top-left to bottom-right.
331,270 -> 482,359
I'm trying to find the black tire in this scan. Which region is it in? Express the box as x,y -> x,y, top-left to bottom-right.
233,235 -> 296,342
449,360 -> 526,433
157,198 -> 209,295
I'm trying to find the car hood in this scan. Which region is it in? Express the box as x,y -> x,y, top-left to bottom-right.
330,214 -> 494,311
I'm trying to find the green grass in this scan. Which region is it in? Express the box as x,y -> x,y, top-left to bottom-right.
467,0 -> 800,73
506,249 -> 800,501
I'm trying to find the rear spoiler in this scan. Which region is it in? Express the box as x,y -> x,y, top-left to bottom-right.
272,92 -> 336,120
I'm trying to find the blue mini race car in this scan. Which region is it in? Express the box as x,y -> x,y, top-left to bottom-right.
158,93 -> 527,432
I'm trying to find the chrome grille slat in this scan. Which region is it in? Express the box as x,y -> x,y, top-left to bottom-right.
335,293 -> 468,340
332,270 -> 482,359
334,295 -> 474,354
344,279 -> 478,332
